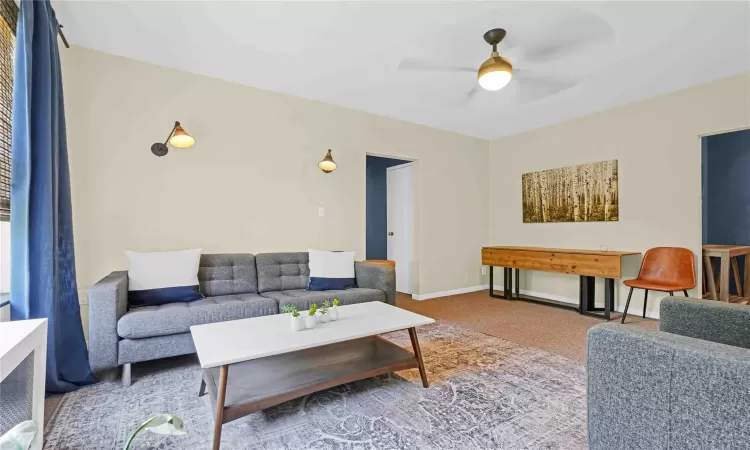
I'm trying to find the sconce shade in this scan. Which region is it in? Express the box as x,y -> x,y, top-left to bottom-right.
168,122 -> 195,148
319,149 -> 337,173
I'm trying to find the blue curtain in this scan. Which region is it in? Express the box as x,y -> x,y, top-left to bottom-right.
10,0 -> 96,393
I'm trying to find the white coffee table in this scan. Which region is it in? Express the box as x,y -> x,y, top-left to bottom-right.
190,302 -> 434,450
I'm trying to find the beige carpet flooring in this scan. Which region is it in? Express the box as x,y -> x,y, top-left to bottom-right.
396,290 -> 658,363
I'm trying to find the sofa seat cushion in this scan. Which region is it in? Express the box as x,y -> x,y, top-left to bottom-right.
117,294 -> 277,339
261,288 -> 385,311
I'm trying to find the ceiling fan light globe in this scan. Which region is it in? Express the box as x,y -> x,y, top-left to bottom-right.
477,54 -> 513,91
478,71 -> 512,91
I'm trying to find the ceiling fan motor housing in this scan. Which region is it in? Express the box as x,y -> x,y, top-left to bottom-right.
478,53 -> 512,80
483,28 -> 507,47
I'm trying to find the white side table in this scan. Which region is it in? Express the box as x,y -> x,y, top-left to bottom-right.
0,319 -> 47,450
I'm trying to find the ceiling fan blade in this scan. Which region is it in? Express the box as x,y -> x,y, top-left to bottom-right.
438,85 -> 480,108
514,68 -> 579,104
398,59 -> 475,73
518,7 -> 614,63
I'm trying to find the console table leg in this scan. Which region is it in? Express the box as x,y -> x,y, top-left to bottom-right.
579,276 -> 595,315
489,266 -> 503,299
504,268 -> 513,300
514,268 -> 520,299
213,365 -> 229,450
408,327 -> 429,388
604,278 -> 614,321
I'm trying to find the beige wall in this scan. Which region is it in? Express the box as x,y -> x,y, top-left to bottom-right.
489,74 -> 750,318
62,47 -> 489,295
61,45 -> 750,319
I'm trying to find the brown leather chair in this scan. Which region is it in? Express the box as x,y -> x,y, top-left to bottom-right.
622,247 -> 696,324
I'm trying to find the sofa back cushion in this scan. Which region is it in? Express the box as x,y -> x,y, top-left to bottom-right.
256,252 -> 309,293
198,254 -> 258,296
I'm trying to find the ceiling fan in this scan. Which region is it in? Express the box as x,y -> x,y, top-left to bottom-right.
398,26 -> 609,104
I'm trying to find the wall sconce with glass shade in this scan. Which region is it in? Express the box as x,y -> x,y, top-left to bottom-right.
318,149 -> 337,173
151,121 -> 195,156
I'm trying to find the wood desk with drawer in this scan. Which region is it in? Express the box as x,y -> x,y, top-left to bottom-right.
481,246 -> 640,320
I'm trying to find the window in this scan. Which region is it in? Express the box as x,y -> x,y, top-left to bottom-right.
0,0 -> 15,313
0,0 -> 15,221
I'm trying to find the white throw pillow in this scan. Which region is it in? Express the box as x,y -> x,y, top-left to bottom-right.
126,248 -> 203,307
308,249 -> 356,291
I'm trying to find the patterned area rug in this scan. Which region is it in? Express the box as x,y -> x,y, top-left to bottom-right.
44,321 -> 587,449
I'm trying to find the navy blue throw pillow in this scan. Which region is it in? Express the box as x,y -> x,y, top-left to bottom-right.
308,277 -> 356,291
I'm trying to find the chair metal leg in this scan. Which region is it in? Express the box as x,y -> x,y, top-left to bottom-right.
621,287 -> 634,324
669,292 -> 674,296
683,290 -> 689,297
642,289 -> 649,318
122,363 -> 132,387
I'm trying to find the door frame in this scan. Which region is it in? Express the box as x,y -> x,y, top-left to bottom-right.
699,125 -> 750,298
365,153 -> 418,296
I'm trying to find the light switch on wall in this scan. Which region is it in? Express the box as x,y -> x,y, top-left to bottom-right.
318,207 -> 325,217
481,266 -> 487,275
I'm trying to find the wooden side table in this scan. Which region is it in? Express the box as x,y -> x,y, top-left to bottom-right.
702,245 -> 750,303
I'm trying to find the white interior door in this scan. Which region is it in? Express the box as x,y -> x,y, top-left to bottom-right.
387,163 -> 414,294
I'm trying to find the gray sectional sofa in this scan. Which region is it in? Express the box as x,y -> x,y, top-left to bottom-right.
87,252 -> 395,386
587,297 -> 750,450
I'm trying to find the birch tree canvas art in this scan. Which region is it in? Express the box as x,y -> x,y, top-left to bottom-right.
522,160 -> 618,223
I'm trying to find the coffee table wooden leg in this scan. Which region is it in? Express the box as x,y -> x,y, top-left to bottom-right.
213,365 -> 229,450
408,327 -> 429,388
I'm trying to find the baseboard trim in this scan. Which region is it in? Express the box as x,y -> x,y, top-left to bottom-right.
411,285 -> 488,301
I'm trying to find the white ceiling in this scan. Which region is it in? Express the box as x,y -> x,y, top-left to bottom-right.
53,1 -> 750,139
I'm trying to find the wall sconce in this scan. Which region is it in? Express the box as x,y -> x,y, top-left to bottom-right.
318,149 -> 337,173
151,121 -> 195,157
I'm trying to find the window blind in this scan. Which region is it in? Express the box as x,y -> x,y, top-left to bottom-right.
0,0 -> 16,221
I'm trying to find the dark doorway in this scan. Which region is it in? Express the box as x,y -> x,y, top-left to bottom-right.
702,129 -> 750,295
366,155 -> 409,260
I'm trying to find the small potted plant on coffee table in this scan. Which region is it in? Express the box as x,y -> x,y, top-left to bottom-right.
305,304 -> 318,329
318,301 -> 330,323
281,305 -> 304,331
323,300 -> 338,321
329,298 -> 340,321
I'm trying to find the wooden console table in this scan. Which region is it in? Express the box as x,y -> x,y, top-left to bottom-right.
481,246 -> 640,320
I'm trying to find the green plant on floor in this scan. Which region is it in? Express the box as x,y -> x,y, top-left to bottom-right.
124,414 -> 186,450
332,298 -> 340,307
281,305 -> 300,317
320,300 -> 330,314
308,303 -> 318,316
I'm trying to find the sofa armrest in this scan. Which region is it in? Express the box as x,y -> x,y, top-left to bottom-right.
660,297 -> 750,349
355,262 -> 396,306
87,271 -> 128,376
587,324 -> 750,450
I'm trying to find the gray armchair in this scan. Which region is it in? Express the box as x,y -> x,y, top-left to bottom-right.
587,297 -> 750,450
